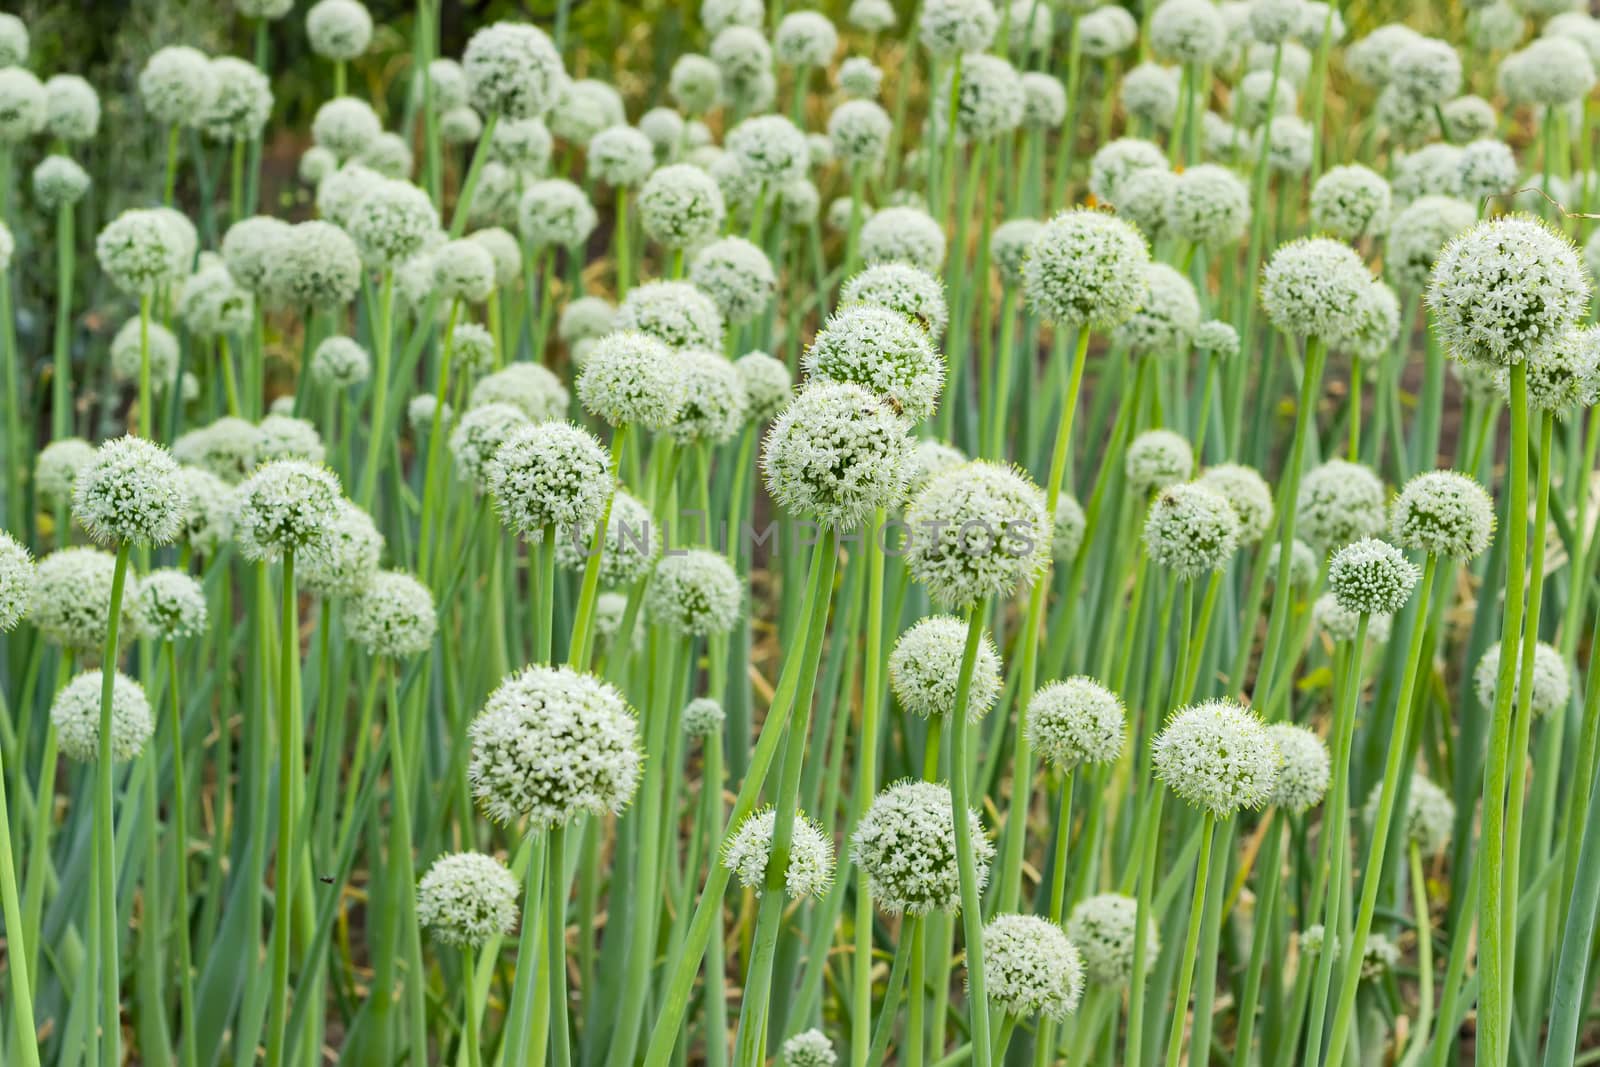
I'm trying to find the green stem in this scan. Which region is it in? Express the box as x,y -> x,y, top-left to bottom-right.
264,549 -> 299,1067
1163,815 -> 1217,1067
166,641 -> 198,1067
949,603 -> 994,1067
94,542 -> 133,1067
547,825 -> 571,1067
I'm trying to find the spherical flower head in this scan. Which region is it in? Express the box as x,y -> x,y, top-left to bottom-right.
464,22 -> 567,119
905,460 -> 1048,607
671,697 -> 725,743
905,440 -> 967,497
1386,196 -> 1475,294
471,664 -> 640,826
710,26 -> 773,97
1126,429 -> 1194,495
827,99 -> 893,166
310,336 -> 372,390
919,0 -> 999,58
727,115 -> 810,187
1165,164 -> 1250,247
1193,320 -> 1241,361
237,0 -> 294,17
140,45 -> 216,128
173,417 -> 264,483
1120,64 -> 1180,129
1428,213 -> 1591,369
43,74 -> 99,143
982,220 -> 1041,290
312,96 -> 381,158
1264,538 -> 1317,592
838,56 -> 885,100
1388,774 -> 1455,857
299,499 -> 382,598
1015,71 -> 1067,129
1068,893 -> 1157,987
0,13 -> 25,67
1114,262 -> 1201,353
178,262 -> 254,339
782,1031 -> 837,1067
487,421 -> 611,540
860,206 -> 948,272
1336,281 -> 1402,366
1045,497 -> 1087,566
348,179 -> 439,268
646,549 -> 743,637
853,779 -> 993,915
934,53 -> 1024,143
1260,236 -> 1374,343
638,107 -> 685,157
97,209 -> 187,297
171,467 -> 230,558
669,54 -> 721,115
417,851 -> 519,948
448,404 -> 530,489
849,0 -> 898,31
1474,640 -> 1572,716
804,304 -> 944,423
0,531 -> 34,632
29,548 -> 142,651
670,349 -> 748,445
734,352 -> 792,424
35,438 -> 95,501
347,570 -> 437,658
1391,144 -> 1465,207
1503,38 -> 1595,107
268,219 -> 363,309
1150,0 -> 1225,64
222,216 -> 292,295
1296,460 -> 1387,554
1153,699 -> 1278,816
578,330 -> 689,430
32,154 -> 91,213
1247,0 -> 1299,43
761,381 -> 915,527
981,914 -> 1084,1021
0,66 -> 43,144
1391,470 -> 1494,560
200,57 -> 272,142
1439,94 -> 1496,143
233,460 -> 341,561
1525,325 -> 1600,415
421,238 -> 494,305
134,568 -> 208,642
617,280 -> 725,350
889,615 -> 1003,722
851,267 -> 947,347
1265,723 -> 1329,813
74,436 -> 187,547
1197,464 -> 1273,543
1389,37 -> 1462,105
109,318 -> 180,389
307,0 -> 373,60
1232,69 -> 1297,130
1345,23 -> 1423,86
1143,482 -> 1241,578
1026,676 -> 1126,770
775,11 -> 839,67
689,237 -> 776,326
554,489 -> 657,588
1313,593 -> 1391,644
1105,167 -> 1174,245
1456,139 -> 1519,205
723,807 -> 836,898
52,670 -> 154,763
1089,139 -> 1168,207
253,414 -> 327,465
559,296 -> 618,347
470,363 -> 568,424
1079,6 -> 1140,56
578,126 -> 647,190
639,164 -> 726,250
1022,208 -> 1150,329
702,0 -> 763,34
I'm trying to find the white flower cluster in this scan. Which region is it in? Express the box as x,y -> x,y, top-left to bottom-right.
488,422 -> 612,537
1023,209 -> 1150,329
1296,460 -> 1387,554
646,549 -> 743,637
804,304 -> 943,422
1068,893 -> 1157,987
1026,676 -> 1126,770
1474,640 -> 1572,717
888,615 -> 1003,722
763,381 -> 912,528
0,531 -> 34,632
1143,482 -> 1241,579
852,779 -> 993,915
416,851 -> 520,947
469,665 -> 641,826
135,568 -> 208,641
1264,723 -> 1330,813
1391,471 -> 1494,560
347,570 -> 437,658
981,913 -> 1085,1021
722,807 -> 836,898
232,460 -> 342,561
905,461 -> 1049,608
52,669 -> 154,763
1328,538 -> 1418,617
75,437 -> 187,547
1153,699 -> 1279,817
